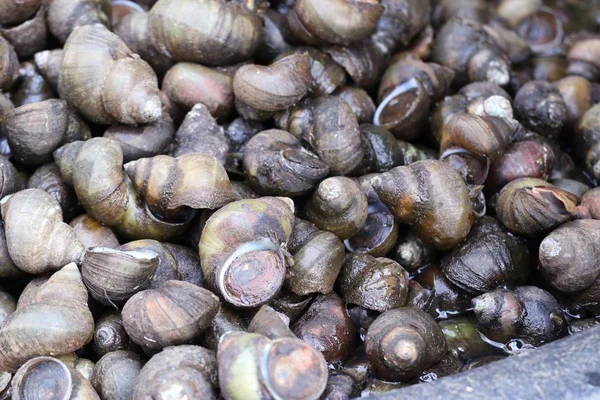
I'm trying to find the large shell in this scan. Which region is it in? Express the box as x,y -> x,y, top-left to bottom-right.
496,178 -> 580,237
54,137 -> 194,241
218,331 -> 328,400
148,0 -> 263,66
365,307 -> 447,381
7,99 -> 91,166
0,264 -> 94,372
199,197 -> 295,308
59,25 -> 161,125
91,351 -> 143,400
1,189 -> 85,274
82,247 -> 159,306
13,356 -> 99,400
124,153 -> 235,219
122,280 -> 220,349
234,53 -> 312,117
133,345 -> 218,399
441,216 -> 530,295
369,160 -> 474,250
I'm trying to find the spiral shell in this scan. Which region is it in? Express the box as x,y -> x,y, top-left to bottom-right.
243,129 -> 329,197
218,331 -> 328,400
122,280 -> 220,349
365,307 -> 447,381
199,197 -> 295,308
1,189 -> 85,274
0,263 -> 94,372
59,25 -> 162,125
369,160 -> 474,250
124,153 -> 235,220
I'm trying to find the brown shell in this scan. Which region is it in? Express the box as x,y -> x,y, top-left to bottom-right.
199,197 -> 295,308
441,216 -> 530,295
218,331 -> 328,400
233,53 -> 312,117
287,0 -> 383,45
82,247 -> 159,305
28,163 -> 78,221
304,177 -> 369,240
243,129 -> 329,197
1,189 -> 85,274
115,10 -> 174,77
277,97 -> 364,175
337,254 -> 409,312
292,293 -> 357,362
122,280 -> 220,349
59,25 -> 161,125
69,214 -> 120,250
162,62 -> 232,120
0,36 -> 19,91
0,0 -> 41,26
124,153 -> 235,219
54,137 -> 194,241
365,307 -> 447,381
91,350 -> 143,400
369,160 -> 474,250
148,0 -> 263,66
133,345 -> 217,399
496,178 -> 580,237
539,220 -> 600,300
13,356 -> 99,400
170,103 -> 230,165
472,286 -> 565,346
0,264 -> 94,372
103,111 -> 175,163
287,218 -> 345,296
433,18 -> 510,86
47,0 -> 112,44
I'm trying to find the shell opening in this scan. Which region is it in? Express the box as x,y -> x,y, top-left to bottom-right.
218,238 -> 287,308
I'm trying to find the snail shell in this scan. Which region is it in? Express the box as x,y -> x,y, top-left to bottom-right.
337,254 -> 409,312
148,0 -> 263,66
496,178 -> 580,237
287,218 -> 345,296
54,138 -> 194,241
304,177 -> 369,240
47,0 -> 111,44
133,345 -> 218,400
13,356 -> 99,400
91,350 -> 143,400
441,216 -> 530,295
365,307 -> 447,381
243,129 -> 329,197
6,99 -> 91,166
199,197 -> 295,308
124,153 -> 235,220
369,160 -> 474,250
233,53 -> 312,118
292,293 -> 357,362
0,264 -> 94,372
122,280 -> 220,349
59,25 -> 162,125
1,189 -> 85,274
82,247 -> 159,306
218,331 -> 328,400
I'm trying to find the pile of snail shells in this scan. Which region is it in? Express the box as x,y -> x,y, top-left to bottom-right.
0,0 -> 600,398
